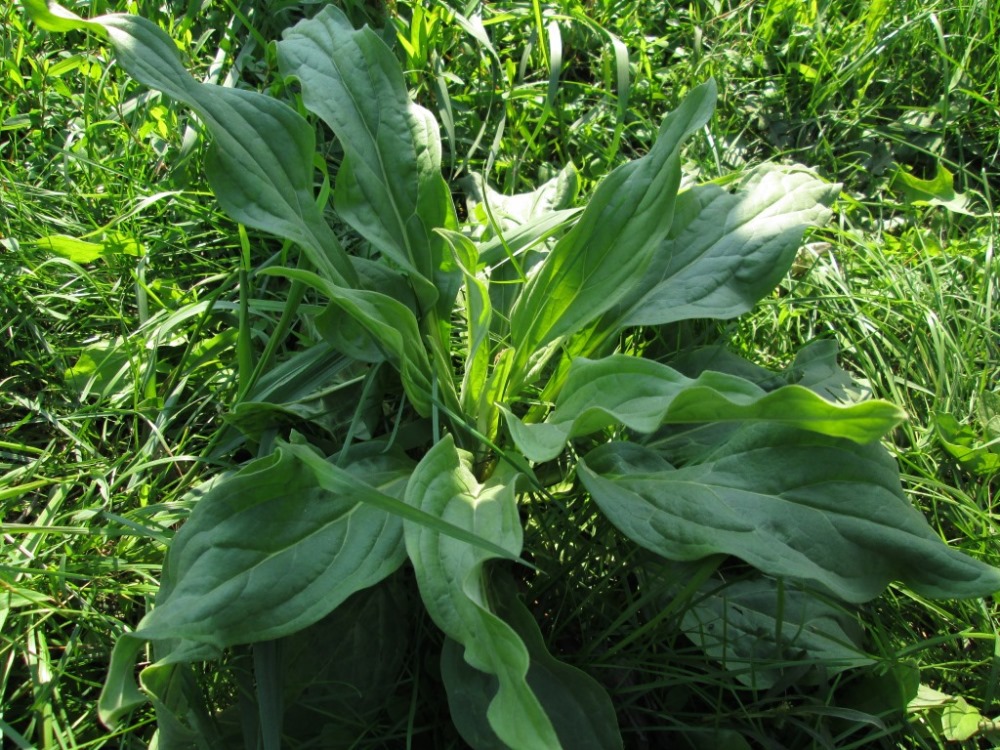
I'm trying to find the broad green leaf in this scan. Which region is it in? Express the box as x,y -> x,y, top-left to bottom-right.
32,233 -> 141,262
645,340 -> 876,467
617,165 -> 840,327
505,355 -> 906,463
264,267 -> 438,416
579,426 -> 1000,603
99,635 -> 148,726
908,685 -> 999,742
440,643 -> 507,750
404,437 -> 561,749
137,442 -> 412,646
140,661 -> 220,748
26,3 -> 356,286
277,6 -> 459,313
293,440 -> 526,563
890,162 -> 972,214
680,577 -> 874,689
104,447 -> 491,731
933,411 -> 1000,476
838,661 -> 921,725
64,337 -> 140,402
941,696 -> 988,741
668,339 -> 865,403
508,81 -> 716,382
277,581 -> 411,740
21,0 -> 102,33
440,571 -> 622,750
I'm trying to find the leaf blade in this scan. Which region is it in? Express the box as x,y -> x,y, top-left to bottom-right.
508,81 -> 717,379
580,427 -> 1000,603
137,442 -> 412,646
620,165 -> 840,326
25,5 -> 357,285
405,437 -> 561,749
506,355 -> 906,463
277,6 -> 459,311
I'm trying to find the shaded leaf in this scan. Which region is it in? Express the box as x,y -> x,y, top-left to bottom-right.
579,426 -> 1000,602
836,661 -> 921,725
441,572 -> 622,750
277,580 -> 411,741
264,267 -> 438,416
137,442 -> 412,646
681,577 -> 874,689
669,339 -> 865,403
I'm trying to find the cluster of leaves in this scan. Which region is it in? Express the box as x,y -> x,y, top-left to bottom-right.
25,1 -> 1000,747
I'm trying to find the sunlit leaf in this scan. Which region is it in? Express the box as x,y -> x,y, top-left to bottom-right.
891,163 -> 972,214
405,437 -> 561,749
505,355 -> 906,463
278,6 -> 459,313
25,2 -> 356,285
33,233 -> 141,262
616,165 -> 839,327
508,81 -> 716,384
933,411 -> 1000,476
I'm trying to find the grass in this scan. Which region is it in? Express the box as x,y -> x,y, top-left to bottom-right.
2,0 -> 998,746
